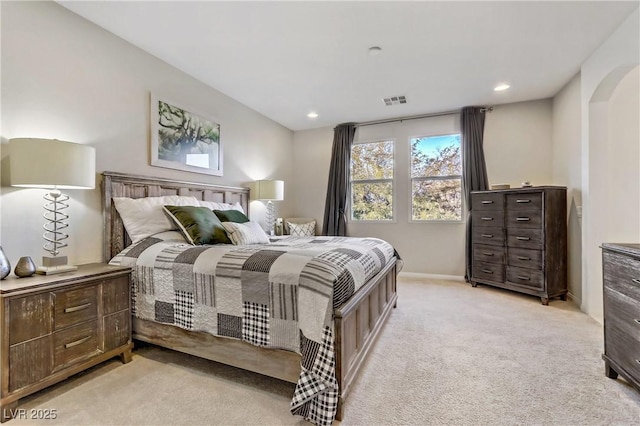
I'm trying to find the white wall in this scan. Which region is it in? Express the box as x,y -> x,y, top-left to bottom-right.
551,74 -> 583,304
0,1 -> 295,268
580,8 -> 639,322
292,99 -> 554,275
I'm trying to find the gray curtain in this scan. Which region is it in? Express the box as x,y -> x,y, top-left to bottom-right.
461,106 -> 489,282
322,123 -> 356,236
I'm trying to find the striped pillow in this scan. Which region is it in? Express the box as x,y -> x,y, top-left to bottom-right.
221,221 -> 270,245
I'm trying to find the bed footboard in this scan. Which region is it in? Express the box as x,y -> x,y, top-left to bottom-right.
334,258 -> 398,419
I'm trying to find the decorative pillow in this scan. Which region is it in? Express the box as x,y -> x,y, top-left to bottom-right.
198,200 -> 245,214
213,209 -> 250,223
221,221 -> 270,245
287,221 -> 316,237
113,196 -> 200,243
163,205 -> 231,245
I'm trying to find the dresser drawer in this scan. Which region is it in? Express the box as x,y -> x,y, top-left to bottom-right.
605,317 -> 640,381
53,320 -> 100,369
604,288 -> 640,340
473,261 -> 504,282
506,266 -> 543,289
54,286 -> 98,330
474,244 -> 505,264
475,210 -> 503,226
506,228 -> 543,250
471,192 -> 503,211
506,193 -> 542,211
603,251 -> 640,301
506,209 -> 542,229
507,247 -> 543,270
472,226 -> 504,247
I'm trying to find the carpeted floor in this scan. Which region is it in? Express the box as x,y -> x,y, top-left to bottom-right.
10,277 -> 640,425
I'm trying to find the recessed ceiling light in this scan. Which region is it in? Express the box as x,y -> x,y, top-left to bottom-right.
307,112 -> 318,118
494,83 -> 511,92
368,46 -> 382,56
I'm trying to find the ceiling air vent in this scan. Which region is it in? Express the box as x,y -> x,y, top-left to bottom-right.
383,95 -> 407,106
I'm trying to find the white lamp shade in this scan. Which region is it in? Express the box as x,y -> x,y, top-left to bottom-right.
9,138 -> 96,189
255,180 -> 284,201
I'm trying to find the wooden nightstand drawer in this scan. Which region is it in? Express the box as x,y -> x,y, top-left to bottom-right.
54,286 -> 98,330
102,275 -> 130,315
53,320 -> 100,369
8,293 -> 52,345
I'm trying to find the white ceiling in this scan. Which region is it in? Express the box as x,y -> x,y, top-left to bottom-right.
58,1 -> 638,131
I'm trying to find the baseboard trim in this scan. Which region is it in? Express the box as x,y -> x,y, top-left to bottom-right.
398,272 -> 466,282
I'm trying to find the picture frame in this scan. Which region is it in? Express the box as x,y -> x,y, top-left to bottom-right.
150,94 -> 223,176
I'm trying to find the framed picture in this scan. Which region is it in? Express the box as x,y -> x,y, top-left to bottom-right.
150,94 -> 223,176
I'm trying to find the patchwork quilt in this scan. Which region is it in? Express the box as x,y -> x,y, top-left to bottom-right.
109,231 -> 398,425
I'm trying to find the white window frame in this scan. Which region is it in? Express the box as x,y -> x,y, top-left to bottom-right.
408,132 -> 464,223
349,138 -> 396,223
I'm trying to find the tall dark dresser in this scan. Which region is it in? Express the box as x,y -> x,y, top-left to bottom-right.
602,243 -> 640,390
470,186 -> 567,305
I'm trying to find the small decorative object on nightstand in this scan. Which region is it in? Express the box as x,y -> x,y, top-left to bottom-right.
13,257 -> 36,278
0,264 -> 133,422
0,247 -> 10,280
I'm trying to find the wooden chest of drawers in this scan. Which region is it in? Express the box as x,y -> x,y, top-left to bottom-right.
470,187 -> 567,305
0,264 -> 133,421
602,243 -> 640,391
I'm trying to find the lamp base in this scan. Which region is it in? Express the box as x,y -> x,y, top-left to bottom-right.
36,256 -> 78,275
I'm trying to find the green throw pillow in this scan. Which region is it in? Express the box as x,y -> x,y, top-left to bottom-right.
213,209 -> 250,223
163,205 -> 231,245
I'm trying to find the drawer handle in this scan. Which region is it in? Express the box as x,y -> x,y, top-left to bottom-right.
482,252 -> 494,256
64,335 -> 91,349
516,199 -> 531,204
632,279 -> 640,285
481,234 -> 494,238
516,236 -> 530,241
516,217 -> 531,222
64,303 -> 92,313
517,275 -> 531,281
517,256 -> 531,261
481,217 -> 494,221
481,269 -> 493,274
481,200 -> 494,204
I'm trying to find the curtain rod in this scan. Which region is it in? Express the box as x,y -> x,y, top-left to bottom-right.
354,106 -> 493,128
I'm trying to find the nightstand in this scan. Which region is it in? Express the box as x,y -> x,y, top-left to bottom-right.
0,263 -> 133,422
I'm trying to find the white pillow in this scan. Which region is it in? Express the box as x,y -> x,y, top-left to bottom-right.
221,221 -> 270,245
287,221 -> 316,237
113,195 -> 200,244
198,200 -> 245,214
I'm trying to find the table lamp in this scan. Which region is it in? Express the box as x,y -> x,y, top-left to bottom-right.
9,138 -> 96,275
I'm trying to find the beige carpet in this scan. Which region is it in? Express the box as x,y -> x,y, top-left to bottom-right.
11,277 -> 640,425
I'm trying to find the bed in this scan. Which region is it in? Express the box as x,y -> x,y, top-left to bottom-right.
101,171 -> 399,425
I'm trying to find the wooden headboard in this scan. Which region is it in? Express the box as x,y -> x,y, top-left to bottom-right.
101,171 -> 250,262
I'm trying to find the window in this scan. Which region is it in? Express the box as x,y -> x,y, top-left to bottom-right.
410,134 -> 462,221
350,140 -> 394,221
